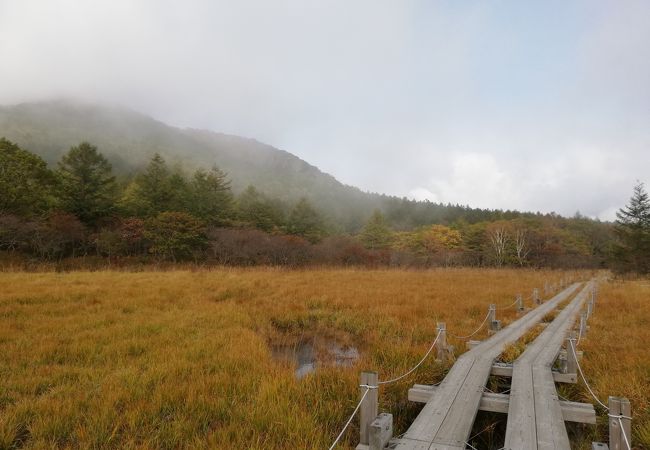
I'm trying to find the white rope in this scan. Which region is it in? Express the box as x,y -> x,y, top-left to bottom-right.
497,297 -> 520,310
619,416 -> 632,450
608,414 -> 633,450
448,311 -> 490,340
569,339 -> 609,410
377,329 -> 442,385
328,386 -> 371,450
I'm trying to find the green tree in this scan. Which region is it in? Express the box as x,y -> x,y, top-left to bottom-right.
144,211 -> 207,261
236,185 -> 284,232
119,154 -> 189,217
359,209 -> 393,249
57,142 -> 116,226
613,182 -> 650,273
188,166 -> 233,225
0,138 -> 55,216
287,198 -> 326,243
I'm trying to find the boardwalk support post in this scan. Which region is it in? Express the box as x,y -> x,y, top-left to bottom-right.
533,288 -> 541,305
516,294 -> 524,313
587,299 -> 593,319
369,413 -> 393,450
544,281 -> 550,296
488,304 -> 500,332
359,371 -> 378,448
608,396 -> 632,450
436,322 -> 448,361
579,312 -> 587,338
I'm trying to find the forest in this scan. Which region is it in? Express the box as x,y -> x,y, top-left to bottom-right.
2,137 -> 637,271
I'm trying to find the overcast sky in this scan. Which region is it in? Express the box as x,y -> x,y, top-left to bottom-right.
1,0 -> 649,219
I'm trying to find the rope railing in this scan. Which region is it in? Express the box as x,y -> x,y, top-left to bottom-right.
448,311 -> 490,340
329,281 -> 581,449
569,336 -> 608,410
328,386 -> 372,450
569,333 -> 632,450
328,329 -> 442,448
571,341 -> 607,406
377,328 -> 443,385
496,296 -> 520,310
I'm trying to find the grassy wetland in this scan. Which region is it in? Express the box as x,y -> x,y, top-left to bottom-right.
0,268 -> 647,449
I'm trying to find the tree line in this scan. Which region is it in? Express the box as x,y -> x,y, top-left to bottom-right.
1,137 -> 646,272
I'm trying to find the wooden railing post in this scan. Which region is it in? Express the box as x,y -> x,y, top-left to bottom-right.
488,304 -> 500,331
544,281 -> 549,296
516,293 -> 524,313
533,288 -> 541,305
566,336 -> 577,375
579,312 -> 587,338
608,396 -> 632,450
587,299 -> 593,319
436,322 -> 447,361
359,371 -> 378,447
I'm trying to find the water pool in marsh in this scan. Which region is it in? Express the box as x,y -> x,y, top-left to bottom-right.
271,340 -> 360,378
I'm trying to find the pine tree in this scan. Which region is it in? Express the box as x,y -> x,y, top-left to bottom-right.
236,185 -> 284,232
188,166 -> 233,225
0,138 -> 55,216
360,209 -> 393,249
613,182 -> 650,273
57,142 -> 116,226
119,154 -> 190,217
287,198 -> 325,243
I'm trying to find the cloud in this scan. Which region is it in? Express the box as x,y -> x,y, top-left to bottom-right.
0,0 -> 648,220
410,153 -> 520,210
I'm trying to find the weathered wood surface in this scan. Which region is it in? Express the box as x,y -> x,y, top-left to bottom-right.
503,281 -> 594,450
393,283 -> 582,450
408,384 -> 596,424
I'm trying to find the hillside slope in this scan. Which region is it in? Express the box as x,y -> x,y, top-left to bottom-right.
0,100 -> 517,231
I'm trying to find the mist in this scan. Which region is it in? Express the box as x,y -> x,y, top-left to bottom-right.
1,0 -> 649,219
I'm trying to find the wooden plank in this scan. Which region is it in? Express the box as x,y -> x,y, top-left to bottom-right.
394,283 -> 582,450
408,386 -> 596,424
490,364 -> 577,383
504,281 -> 594,450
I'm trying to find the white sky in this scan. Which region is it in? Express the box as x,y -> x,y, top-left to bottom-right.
1,0 -> 649,219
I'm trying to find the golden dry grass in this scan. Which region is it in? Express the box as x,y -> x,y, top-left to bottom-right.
0,268 -> 589,449
565,278 -> 650,449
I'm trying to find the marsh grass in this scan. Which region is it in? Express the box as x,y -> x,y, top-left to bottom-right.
567,279 -> 650,449
0,268 -> 585,449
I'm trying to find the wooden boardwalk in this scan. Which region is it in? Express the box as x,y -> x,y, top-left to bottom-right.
392,283 -> 582,450
503,281 -> 594,450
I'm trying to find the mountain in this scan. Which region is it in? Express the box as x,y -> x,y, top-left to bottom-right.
0,100 -> 521,231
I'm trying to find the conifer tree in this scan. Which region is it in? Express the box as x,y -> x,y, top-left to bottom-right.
188,166 -> 233,225
0,138 -> 55,216
57,142 -> 116,226
360,209 -> 393,249
613,182 -> 650,273
287,198 -> 325,243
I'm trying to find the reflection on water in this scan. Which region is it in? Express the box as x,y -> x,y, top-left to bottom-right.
272,340 -> 360,379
